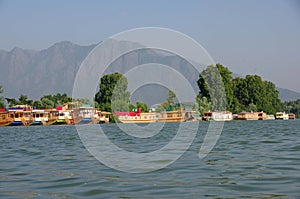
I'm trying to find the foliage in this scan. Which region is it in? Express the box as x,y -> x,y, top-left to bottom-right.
136,101 -> 149,112
281,99 -> 300,118
0,85 -> 4,108
197,64 -> 281,114
95,72 -> 130,112
232,75 -> 280,114
197,65 -> 226,111
196,96 -> 212,115
156,90 -> 179,112
5,93 -> 72,108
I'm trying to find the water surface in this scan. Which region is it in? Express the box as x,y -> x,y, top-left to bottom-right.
1,120 -> 299,198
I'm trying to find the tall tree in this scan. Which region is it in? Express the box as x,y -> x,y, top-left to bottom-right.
95,72 -> 130,112
197,65 -> 226,111
0,85 -> 4,108
216,64 -> 234,111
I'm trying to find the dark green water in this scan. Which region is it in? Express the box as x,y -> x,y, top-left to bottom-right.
1,121 -> 299,198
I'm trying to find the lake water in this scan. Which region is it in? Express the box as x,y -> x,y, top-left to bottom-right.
1,121 -> 300,198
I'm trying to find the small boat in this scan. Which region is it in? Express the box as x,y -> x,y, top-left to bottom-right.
275,112 -> 289,120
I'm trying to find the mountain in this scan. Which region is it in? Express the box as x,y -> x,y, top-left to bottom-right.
0,41 -> 96,99
0,41 -> 299,104
276,87 -> 300,102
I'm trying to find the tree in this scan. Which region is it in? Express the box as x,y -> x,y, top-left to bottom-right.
156,90 -> 178,112
197,65 -> 226,111
0,85 -> 4,108
232,75 -> 280,114
197,96 -> 212,115
136,101 -> 149,112
216,64 -> 234,111
95,72 -> 130,112
41,97 -> 55,108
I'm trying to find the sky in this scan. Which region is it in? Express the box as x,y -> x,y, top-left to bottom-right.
0,0 -> 299,92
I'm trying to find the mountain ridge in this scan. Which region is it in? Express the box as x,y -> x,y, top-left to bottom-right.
0,41 -> 299,102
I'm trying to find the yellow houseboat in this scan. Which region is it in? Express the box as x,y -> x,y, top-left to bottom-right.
157,109 -> 186,123
8,105 -> 34,126
0,110 -> 14,126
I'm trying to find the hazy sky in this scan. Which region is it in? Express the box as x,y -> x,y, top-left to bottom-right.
0,0 -> 299,92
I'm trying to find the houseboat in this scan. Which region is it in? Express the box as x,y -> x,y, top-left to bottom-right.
237,112 -> 267,120
0,109 -> 14,126
288,113 -> 296,120
73,106 -> 99,124
31,109 -> 49,125
115,108 -> 157,123
157,109 -> 186,123
266,114 -> 275,120
98,111 -> 111,124
8,105 -> 34,126
203,111 -> 233,121
275,112 -> 289,120
52,109 -> 74,125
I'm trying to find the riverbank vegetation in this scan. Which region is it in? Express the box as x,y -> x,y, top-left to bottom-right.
1,64 -> 299,118
197,64 -> 281,114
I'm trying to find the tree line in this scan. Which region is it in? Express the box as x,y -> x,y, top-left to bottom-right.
1,64 -> 299,118
197,64 -> 282,115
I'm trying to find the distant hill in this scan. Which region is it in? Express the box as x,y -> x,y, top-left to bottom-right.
276,87 -> 300,102
0,41 -> 299,104
0,41 -> 96,99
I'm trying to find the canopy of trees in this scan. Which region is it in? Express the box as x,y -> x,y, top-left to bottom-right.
281,99 -> 300,118
95,72 -> 130,112
5,93 -> 72,108
197,64 -> 281,114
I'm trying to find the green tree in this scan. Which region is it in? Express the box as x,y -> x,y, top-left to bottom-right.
197,65 -> 226,111
18,94 -> 33,105
95,72 -> 130,112
233,75 -> 280,114
196,96 -> 212,115
5,98 -> 17,107
0,85 -> 4,108
41,97 -> 55,108
156,90 -> 178,112
216,64 -> 234,111
136,101 -> 149,112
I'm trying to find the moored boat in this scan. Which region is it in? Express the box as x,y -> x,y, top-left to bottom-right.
157,109 -> 185,123
288,113 -> 296,120
203,111 -> 233,121
0,109 -> 14,126
8,105 -> 34,126
275,112 -> 289,120
115,108 -> 157,123
238,111 -> 266,120
73,106 -> 99,124
31,109 -> 49,125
